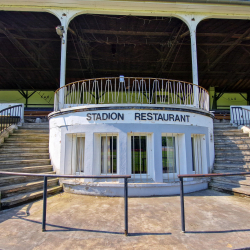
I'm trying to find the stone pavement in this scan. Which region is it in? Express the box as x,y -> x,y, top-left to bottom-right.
0,189 -> 250,250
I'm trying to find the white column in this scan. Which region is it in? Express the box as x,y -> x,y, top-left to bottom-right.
118,131 -> 127,183
177,14 -> 207,109
48,9 -> 80,110
58,15 -> 68,110
59,15 -> 68,89
153,132 -> 163,182
190,24 -> 199,108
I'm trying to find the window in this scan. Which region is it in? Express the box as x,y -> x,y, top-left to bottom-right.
191,134 -> 206,174
101,135 -> 117,174
162,133 -> 183,182
162,136 -> 176,174
69,134 -> 85,175
76,137 -> 85,174
131,135 -> 147,175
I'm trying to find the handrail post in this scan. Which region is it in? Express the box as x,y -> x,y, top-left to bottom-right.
42,176 -> 48,232
124,177 -> 128,236
180,177 -> 185,233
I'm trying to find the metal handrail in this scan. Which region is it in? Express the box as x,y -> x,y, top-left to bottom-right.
0,105 -> 22,133
231,106 -> 250,126
0,171 -> 131,236
178,172 -> 250,233
54,77 -> 209,112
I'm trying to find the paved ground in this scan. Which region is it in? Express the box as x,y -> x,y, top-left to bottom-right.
0,189 -> 250,250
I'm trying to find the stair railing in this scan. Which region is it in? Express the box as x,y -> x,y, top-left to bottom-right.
0,105 -> 23,133
230,106 -> 250,126
178,172 -> 250,233
0,171 -> 131,236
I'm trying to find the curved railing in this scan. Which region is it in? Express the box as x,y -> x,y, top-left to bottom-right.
54,77 -> 209,112
0,104 -> 23,133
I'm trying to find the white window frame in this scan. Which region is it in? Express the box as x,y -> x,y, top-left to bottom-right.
93,133 -> 119,176
70,133 -> 85,175
191,134 -> 207,175
127,133 -> 153,181
161,133 -> 180,181
100,133 -> 118,175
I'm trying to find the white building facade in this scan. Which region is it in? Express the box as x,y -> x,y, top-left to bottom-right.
1,0 -> 250,195
49,77 -> 214,196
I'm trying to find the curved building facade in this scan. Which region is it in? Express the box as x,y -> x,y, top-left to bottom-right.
49,77 -> 214,196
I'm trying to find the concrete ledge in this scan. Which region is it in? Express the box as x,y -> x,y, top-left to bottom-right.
61,179 -> 208,197
239,126 -> 250,136
0,124 -> 18,145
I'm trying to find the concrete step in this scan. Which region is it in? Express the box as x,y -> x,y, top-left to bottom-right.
0,142 -> 49,148
211,176 -> 250,186
0,185 -> 62,209
215,158 -> 250,164
214,131 -> 246,136
213,169 -> 250,173
213,163 -> 250,171
213,124 -> 234,128
214,136 -> 250,141
215,155 -> 250,161
214,139 -> 250,144
215,145 -> 250,150
0,148 -> 49,153
0,153 -> 49,161
0,165 -> 53,173
215,151 -> 250,156
0,159 -> 51,168
15,129 -> 49,134
213,129 -> 243,133
4,137 -> 49,142
0,171 -> 55,186
21,123 -> 49,128
0,178 -> 59,198
10,133 -> 49,137
209,182 -> 250,196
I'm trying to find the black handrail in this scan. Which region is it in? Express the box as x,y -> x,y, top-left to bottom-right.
0,105 -> 23,133
178,172 -> 250,233
0,171 -> 131,236
231,106 -> 250,126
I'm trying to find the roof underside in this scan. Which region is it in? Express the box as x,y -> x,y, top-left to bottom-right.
0,11 -> 250,94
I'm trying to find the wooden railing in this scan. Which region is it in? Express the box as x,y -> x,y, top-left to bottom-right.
54,77 -> 209,112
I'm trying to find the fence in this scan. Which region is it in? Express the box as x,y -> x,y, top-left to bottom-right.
178,172 -> 250,233
54,77 -> 209,112
230,106 -> 250,126
0,171 -> 131,236
0,105 -> 23,133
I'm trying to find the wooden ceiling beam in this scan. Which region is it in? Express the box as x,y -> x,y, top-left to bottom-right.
68,24 -> 95,78
3,26 -> 250,40
0,21 -> 58,88
202,27 -> 250,75
156,24 -> 186,77
1,66 -> 250,76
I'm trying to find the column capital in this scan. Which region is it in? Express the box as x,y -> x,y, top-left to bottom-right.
176,14 -> 208,32
47,9 -> 81,29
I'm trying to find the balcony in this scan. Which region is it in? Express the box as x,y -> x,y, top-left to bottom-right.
54,77 -> 209,112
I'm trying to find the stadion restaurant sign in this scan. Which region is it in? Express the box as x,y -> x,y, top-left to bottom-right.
86,111 -> 190,123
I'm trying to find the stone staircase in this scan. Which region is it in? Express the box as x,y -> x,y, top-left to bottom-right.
209,122 -> 250,196
0,123 -> 62,209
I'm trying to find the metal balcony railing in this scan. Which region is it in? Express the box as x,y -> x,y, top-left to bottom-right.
54,77 -> 209,112
230,106 -> 250,126
0,105 -> 23,133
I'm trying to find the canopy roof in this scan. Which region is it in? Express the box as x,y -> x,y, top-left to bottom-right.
0,11 -> 250,94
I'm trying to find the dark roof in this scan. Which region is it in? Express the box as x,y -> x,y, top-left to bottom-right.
0,11 -> 250,94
